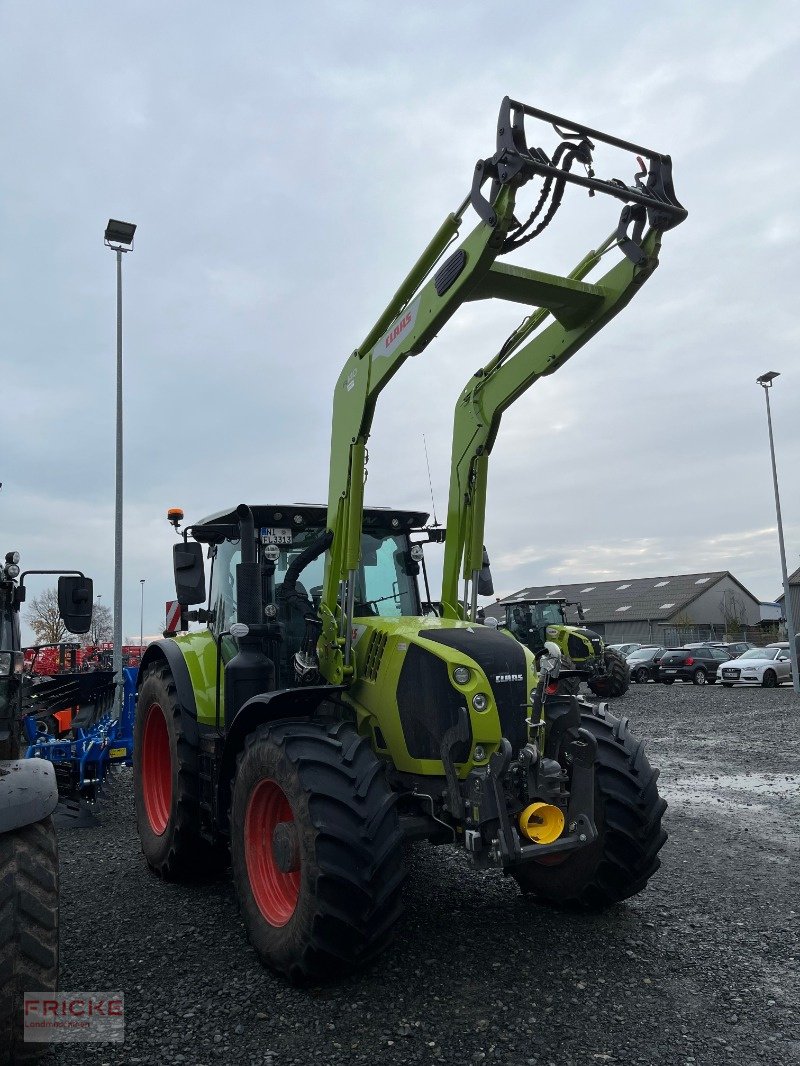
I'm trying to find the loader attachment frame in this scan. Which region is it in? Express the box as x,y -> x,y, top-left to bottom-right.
320,95 -> 686,682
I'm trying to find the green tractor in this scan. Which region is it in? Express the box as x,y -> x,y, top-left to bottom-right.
502,598 -> 630,698
133,97 -> 684,981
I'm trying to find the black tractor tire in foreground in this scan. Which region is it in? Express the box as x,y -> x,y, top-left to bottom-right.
512,704 -> 667,908
587,648 -> 631,698
0,818 -> 59,1064
134,663 -> 226,880
230,719 -> 405,984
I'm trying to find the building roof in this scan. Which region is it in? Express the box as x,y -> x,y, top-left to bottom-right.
485,571 -> 757,625
775,565 -> 800,603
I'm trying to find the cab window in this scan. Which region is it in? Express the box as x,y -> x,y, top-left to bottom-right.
208,541 -> 241,634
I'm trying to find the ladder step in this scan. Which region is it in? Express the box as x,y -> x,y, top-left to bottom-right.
468,263 -> 606,327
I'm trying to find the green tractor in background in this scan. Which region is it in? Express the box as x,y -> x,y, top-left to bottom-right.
133,97 -> 684,982
502,598 -> 630,698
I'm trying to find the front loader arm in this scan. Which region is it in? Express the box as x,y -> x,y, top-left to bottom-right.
319,186 -> 520,683
440,227 -> 663,619
319,95 -> 686,679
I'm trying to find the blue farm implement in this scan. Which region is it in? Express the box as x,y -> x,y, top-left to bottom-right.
24,666 -> 136,825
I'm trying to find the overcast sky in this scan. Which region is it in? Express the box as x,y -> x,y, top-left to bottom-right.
1,1 -> 798,641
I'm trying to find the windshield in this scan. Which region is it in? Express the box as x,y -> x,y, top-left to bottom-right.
505,602 -> 563,630
271,530 -> 419,617
740,648 -> 778,660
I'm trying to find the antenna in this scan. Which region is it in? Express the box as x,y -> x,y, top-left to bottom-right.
422,433 -> 440,526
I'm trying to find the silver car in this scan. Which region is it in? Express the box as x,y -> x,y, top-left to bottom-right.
718,646 -> 793,688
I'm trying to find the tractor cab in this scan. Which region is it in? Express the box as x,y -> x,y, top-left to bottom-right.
503,598 -> 568,655
186,503 -> 429,689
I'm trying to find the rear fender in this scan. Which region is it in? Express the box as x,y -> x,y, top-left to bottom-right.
216,685 -> 345,834
0,759 -> 58,832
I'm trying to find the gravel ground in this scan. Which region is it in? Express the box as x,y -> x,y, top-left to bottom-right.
47,683 -> 799,1066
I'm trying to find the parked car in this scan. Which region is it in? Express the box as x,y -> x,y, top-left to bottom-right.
607,642 -> 642,658
718,641 -> 756,657
718,646 -> 793,687
658,645 -> 730,685
626,646 -> 665,683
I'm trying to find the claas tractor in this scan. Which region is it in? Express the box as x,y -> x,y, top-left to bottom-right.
133,97 -> 684,982
0,552 -> 93,1059
502,598 -> 630,697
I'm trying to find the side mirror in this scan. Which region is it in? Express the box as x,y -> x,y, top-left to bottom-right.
57,575 -> 94,635
477,546 -> 494,597
484,616 -> 499,629
173,542 -> 206,605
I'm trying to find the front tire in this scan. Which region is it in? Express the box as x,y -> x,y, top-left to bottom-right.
0,819 -> 59,1064
762,669 -> 777,689
588,649 -> 631,698
512,704 -> 666,908
134,663 -> 226,880
634,666 -> 649,684
230,720 -> 405,983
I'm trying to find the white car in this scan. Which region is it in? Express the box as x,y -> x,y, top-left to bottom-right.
718,647 -> 793,688
608,643 -> 642,657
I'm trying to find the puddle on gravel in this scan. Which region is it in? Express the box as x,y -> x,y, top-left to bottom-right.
666,771 -> 800,840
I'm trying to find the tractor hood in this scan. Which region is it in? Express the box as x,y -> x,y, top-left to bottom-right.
346,617 -> 538,775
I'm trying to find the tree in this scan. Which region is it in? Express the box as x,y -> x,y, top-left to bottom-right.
25,586 -> 73,645
720,590 -> 748,638
83,601 -> 113,648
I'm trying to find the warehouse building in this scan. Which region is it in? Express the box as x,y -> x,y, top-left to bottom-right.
775,565 -> 800,636
485,571 -> 762,647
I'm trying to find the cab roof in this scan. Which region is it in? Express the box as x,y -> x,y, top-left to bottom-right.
191,503 -> 429,542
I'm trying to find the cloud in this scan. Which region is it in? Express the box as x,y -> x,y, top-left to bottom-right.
1,0 -> 799,638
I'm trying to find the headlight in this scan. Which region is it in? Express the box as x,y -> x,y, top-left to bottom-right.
4,563 -> 20,579
472,692 -> 488,711
453,665 -> 471,685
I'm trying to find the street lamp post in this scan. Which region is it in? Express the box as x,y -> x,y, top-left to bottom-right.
140,578 -> 145,652
756,371 -> 799,696
104,219 -> 136,714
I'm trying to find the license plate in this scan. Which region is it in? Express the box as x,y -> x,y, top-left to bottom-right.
260,527 -> 292,545
722,670 -> 736,677
109,747 -> 127,759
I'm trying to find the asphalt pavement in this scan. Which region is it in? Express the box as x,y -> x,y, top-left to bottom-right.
47,682 -> 799,1066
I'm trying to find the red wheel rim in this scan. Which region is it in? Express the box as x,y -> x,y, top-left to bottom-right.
245,780 -> 300,927
141,702 -> 172,835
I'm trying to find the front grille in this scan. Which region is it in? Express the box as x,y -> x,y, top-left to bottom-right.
396,645 -> 471,761
420,627 -> 528,753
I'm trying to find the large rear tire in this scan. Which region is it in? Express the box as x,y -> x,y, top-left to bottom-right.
133,663 -> 226,880
230,719 -> 405,983
587,649 -> 631,698
511,704 -> 666,908
0,818 -> 59,1064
